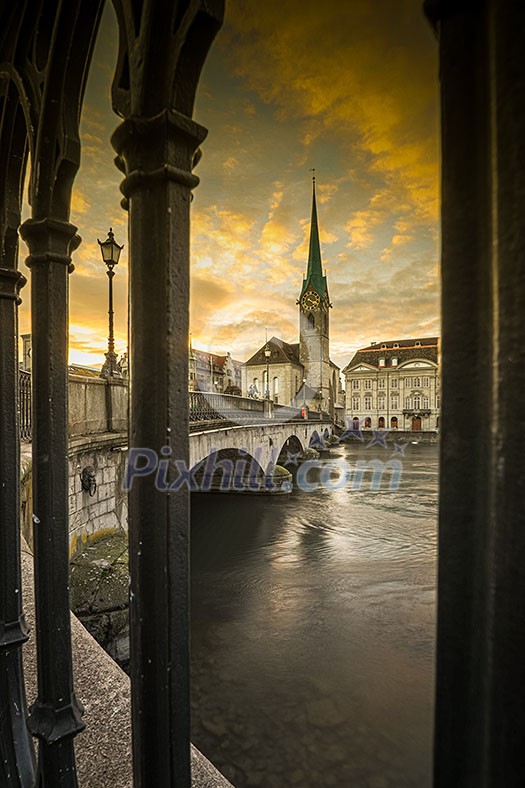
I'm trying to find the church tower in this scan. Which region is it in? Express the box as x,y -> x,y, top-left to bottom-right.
298,177 -> 332,409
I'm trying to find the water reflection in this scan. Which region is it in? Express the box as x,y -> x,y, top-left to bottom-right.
190,442 -> 438,787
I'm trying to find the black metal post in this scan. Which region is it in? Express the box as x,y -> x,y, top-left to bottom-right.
0,260 -> 36,788
20,217 -> 84,788
113,109 -> 207,787
428,0 -> 525,784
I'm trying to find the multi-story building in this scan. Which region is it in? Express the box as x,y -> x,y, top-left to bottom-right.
342,337 -> 440,431
189,347 -> 243,393
243,179 -> 345,420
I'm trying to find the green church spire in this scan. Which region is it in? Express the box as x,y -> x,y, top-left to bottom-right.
300,175 -> 328,300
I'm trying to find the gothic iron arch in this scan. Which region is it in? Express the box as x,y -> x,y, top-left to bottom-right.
0,2 -> 224,787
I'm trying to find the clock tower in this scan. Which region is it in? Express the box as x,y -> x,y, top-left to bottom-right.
298,177 -> 331,409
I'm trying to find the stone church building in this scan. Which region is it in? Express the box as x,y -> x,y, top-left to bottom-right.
242,180 -> 343,419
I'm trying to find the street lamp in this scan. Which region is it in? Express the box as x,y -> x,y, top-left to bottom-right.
264,343 -> 271,399
302,377 -> 307,408
98,227 -> 124,378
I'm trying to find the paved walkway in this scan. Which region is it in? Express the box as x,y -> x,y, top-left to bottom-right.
21,534 -> 232,787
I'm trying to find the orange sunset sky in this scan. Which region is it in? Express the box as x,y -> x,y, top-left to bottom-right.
18,0 -> 440,372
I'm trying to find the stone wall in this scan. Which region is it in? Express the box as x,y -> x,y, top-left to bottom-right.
69,374 -> 128,436
21,375 -> 129,553
68,434 -> 128,555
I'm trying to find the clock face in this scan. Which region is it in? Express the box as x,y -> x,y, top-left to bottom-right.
301,291 -> 320,310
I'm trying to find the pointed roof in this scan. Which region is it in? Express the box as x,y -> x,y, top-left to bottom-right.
245,336 -> 301,366
299,178 -> 329,300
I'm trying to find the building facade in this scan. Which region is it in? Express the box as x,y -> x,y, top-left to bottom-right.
189,347 -> 243,394
243,180 -> 344,419
342,337 -> 440,431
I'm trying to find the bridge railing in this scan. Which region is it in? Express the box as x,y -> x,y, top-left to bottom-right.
18,370 -> 31,441
189,391 -> 264,424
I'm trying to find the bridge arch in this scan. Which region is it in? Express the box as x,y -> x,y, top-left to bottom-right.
276,435 -> 305,466
190,448 -> 265,493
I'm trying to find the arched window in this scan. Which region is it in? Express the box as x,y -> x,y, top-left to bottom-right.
391,416 -> 398,429
379,357 -> 385,367
307,313 -> 315,329
414,395 -> 421,409
272,376 -> 279,402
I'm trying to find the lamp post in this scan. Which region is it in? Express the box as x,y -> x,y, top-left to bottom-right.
264,343 -> 271,399
99,227 -> 124,378
302,377 -> 307,408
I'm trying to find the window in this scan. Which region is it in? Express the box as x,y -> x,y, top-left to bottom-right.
364,379 -> 372,389
381,344 -> 387,349
393,342 -> 399,348
352,379 -> 360,390
352,397 -> 360,411
413,377 -> 421,387
436,393 -> 441,408
405,396 -> 412,409
422,376 -> 430,387
273,376 -> 279,397
415,340 -> 421,347
391,357 -> 398,366
379,357 -> 385,367
414,395 -> 421,409
404,377 -> 411,387
378,397 -> 385,410
364,396 -> 372,410
423,396 -> 429,408
391,378 -> 398,388
307,313 -> 315,329
391,397 -> 399,410
378,378 -> 386,389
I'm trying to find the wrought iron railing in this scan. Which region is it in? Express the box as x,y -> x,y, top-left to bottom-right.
18,370 -> 31,441
189,392 -> 329,426
189,391 -> 264,423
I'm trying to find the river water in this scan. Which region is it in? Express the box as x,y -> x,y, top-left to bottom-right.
190,441 -> 438,788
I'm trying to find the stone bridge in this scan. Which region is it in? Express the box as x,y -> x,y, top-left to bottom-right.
20,376 -> 335,551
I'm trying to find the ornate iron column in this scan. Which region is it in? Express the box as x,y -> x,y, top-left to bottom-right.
20,217 -> 86,787
0,72 -> 36,788
111,2 -> 223,784
0,178 -> 36,786
3,3 -> 104,785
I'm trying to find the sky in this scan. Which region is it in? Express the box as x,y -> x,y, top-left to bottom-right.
18,0 -> 440,373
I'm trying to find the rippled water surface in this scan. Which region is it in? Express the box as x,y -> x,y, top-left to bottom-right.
190,442 -> 438,788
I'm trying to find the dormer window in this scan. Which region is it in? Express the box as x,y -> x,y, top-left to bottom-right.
379,357 -> 385,367
381,343 -> 387,349
393,343 -> 399,348
415,340 -> 421,347
392,357 -> 398,366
